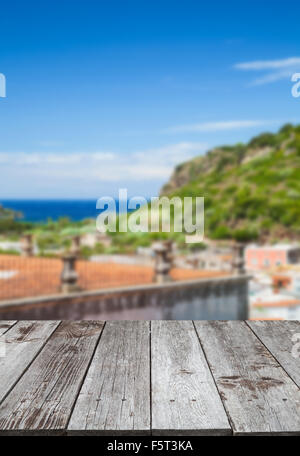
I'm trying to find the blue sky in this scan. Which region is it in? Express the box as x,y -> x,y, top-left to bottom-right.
1,0 -> 300,199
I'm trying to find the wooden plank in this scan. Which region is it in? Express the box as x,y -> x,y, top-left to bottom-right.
194,321 -> 300,435
68,321 -> 151,435
247,320 -> 300,388
0,321 -> 16,337
0,321 -> 104,435
0,321 -> 60,404
151,320 -> 231,435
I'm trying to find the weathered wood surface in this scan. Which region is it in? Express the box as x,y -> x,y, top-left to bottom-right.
247,320 -> 300,388
151,321 -> 231,435
194,321 -> 300,435
0,321 -> 60,404
0,321 -> 16,336
0,320 -> 299,435
68,321 -> 150,435
0,321 -> 104,434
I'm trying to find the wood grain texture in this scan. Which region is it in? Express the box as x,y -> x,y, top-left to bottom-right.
151,320 -> 231,435
0,321 -> 60,404
1,320 -> 299,436
0,321 -> 104,435
194,321 -> 300,435
247,320 -> 300,388
0,321 -> 16,336
68,321 -> 151,435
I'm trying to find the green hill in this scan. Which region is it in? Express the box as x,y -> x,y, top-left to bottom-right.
161,123 -> 300,243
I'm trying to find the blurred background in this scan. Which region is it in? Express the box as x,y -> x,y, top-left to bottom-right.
1,0 -> 300,320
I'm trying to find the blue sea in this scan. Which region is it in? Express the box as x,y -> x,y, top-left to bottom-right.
1,200 -> 103,222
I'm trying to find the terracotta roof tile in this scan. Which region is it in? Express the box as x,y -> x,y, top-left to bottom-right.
252,299 -> 300,308
0,255 -> 229,300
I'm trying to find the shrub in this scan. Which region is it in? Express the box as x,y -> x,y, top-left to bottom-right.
248,132 -> 278,148
232,228 -> 258,242
211,225 -> 232,240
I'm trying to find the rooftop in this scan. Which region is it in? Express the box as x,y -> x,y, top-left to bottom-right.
0,254 -> 229,301
250,289 -> 300,308
252,299 -> 300,308
246,244 -> 300,252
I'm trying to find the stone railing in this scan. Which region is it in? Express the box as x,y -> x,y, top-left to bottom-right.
0,274 -> 249,320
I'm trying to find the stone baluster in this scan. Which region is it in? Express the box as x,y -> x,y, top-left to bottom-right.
70,235 -> 81,257
152,241 -> 173,284
232,242 -> 246,275
21,234 -> 33,257
60,254 -> 81,293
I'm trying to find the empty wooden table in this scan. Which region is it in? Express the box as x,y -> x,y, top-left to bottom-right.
0,320 -> 299,435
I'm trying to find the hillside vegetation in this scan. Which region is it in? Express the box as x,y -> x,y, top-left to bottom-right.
1,124 -> 300,255
161,123 -> 300,243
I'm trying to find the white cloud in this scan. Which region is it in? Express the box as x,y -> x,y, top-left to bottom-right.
250,70 -> 295,86
234,57 -> 300,71
92,152 -> 115,161
127,164 -> 172,179
134,142 -> 207,163
128,142 -> 207,179
0,152 -> 115,166
164,120 -> 273,134
234,57 -> 300,86
0,142 -> 207,197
